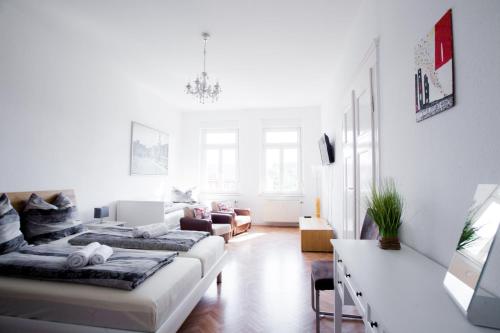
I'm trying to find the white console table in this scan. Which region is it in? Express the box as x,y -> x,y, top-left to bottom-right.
332,240 -> 497,333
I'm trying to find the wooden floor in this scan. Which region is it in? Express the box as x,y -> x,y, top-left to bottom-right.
179,226 -> 364,333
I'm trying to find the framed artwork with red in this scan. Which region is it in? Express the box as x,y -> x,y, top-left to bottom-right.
414,9 -> 454,122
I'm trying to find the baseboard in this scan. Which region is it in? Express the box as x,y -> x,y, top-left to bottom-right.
256,222 -> 299,227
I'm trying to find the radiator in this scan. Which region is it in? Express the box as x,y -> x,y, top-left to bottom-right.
263,199 -> 303,223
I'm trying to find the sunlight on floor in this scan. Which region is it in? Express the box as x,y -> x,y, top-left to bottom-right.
229,232 -> 266,243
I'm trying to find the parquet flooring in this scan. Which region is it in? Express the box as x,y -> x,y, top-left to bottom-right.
178,226 -> 365,333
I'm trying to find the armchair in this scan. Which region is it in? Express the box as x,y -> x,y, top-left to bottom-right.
180,207 -> 233,243
211,201 -> 252,236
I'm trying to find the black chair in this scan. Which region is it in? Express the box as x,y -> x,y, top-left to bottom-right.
310,213 -> 378,332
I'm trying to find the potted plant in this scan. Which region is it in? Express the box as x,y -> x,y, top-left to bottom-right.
366,179 -> 404,250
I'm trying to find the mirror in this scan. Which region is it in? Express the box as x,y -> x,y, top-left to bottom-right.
444,184 -> 500,329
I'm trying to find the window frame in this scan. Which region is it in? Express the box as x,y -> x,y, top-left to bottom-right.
200,128 -> 240,194
261,127 -> 303,195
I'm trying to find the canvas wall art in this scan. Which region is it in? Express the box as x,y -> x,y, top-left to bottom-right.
130,122 -> 169,175
414,9 -> 454,122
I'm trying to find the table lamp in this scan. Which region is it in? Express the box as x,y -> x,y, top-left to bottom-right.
94,206 -> 109,223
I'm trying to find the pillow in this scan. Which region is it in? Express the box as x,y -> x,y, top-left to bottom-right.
52,192 -> 74,209
0,194 -> 26,254
193,207 -> 210,220
171,187 -> 196,203
217,202 -> 232,212
22,193 -> 83,244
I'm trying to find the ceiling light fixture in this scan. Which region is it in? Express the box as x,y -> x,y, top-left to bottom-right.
185,32 -> 221,104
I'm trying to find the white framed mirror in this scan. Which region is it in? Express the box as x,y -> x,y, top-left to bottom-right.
444,184 -> 500,329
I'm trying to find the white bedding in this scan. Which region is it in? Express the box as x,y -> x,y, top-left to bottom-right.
178,235 -> 225,276
51,233 -> 225,277
0,257 -> 201,332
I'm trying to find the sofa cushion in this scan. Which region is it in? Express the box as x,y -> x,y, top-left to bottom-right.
234,215 -> 251,226
211,223 -> 231,236
183,207 -> 195,218
0,193 -> 26,254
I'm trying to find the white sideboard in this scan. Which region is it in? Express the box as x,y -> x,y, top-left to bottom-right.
332,240 -> 498,333
117,200 -> 166,227
117,200 -> 187,229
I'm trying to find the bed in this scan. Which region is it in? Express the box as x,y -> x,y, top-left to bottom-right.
0,190 -> 227,333
51,231 -> 225,277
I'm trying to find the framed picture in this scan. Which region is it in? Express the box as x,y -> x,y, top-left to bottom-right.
130,122 -> 169,175
414,9 -> 454,122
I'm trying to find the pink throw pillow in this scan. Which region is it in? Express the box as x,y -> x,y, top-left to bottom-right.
217,202 -> 230,212
193,207 -> 210,219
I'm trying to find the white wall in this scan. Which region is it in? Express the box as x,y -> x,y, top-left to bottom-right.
178,107 -> 322,224
319,0 -> 379,238
0,2 -> 183,221
321,0 -> 500,267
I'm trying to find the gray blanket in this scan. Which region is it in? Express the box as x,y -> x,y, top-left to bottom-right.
68,228 -> 209,252
0,244 -> 177,290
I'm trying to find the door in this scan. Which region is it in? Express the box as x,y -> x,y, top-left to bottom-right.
342,91 -> 356,239
354,68 -> 376,239
343,42 -> 379,239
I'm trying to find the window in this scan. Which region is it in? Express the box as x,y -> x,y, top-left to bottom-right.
262,128 -> 301,194
201,129 -> 238,193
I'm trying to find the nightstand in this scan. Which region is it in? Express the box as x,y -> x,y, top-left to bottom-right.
84,220 -> 127,230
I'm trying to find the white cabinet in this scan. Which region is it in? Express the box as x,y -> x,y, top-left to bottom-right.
332,240 -> 496,333
117,200 -> 183,229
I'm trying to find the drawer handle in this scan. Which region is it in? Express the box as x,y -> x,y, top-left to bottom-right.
337,259 -> 343,263
356,291 -> 362,297
345,274 -> 351,278
337,281 -> 342,285
370,321 -> 378,328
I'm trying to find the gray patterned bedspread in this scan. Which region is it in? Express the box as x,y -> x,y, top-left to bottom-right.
68,228 -> 209,252
0,244 -> 177,290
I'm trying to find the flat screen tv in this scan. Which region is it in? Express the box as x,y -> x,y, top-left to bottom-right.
318,133 -> 334,165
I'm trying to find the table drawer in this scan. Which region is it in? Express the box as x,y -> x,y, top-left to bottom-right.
365,319 -> 381,333
341,266 -> 367,317
365,303 -> 382,333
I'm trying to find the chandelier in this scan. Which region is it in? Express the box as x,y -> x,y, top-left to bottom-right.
185,32 -> 221,104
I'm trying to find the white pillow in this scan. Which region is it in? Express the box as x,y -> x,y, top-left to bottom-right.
171,187 -> 196,203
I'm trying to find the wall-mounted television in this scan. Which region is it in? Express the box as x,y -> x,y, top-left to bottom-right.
318,133 -> 335,165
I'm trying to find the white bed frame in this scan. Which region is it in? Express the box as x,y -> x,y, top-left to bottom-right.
0,251 -> 227,333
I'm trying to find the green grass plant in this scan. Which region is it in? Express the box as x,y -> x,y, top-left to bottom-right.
367,179 -> 404,238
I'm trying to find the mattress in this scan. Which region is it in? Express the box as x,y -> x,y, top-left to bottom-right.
164,209 -> 184,229
178,235 -> 225,276
0,256 -> 201,332
52,233 -> 225,277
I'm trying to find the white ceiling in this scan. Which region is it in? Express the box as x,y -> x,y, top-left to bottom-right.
27,0 -> 362,111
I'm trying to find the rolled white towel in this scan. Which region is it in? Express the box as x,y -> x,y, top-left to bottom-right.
90,245 -> 113,265
142,224 -> 169,238
132,226 -> 146,238
67,242 -> 101,268
132,223 -> 169,238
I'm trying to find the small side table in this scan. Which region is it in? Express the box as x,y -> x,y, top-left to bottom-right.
299,216 -> 334,252
84,221 -> 127,230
